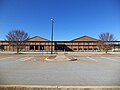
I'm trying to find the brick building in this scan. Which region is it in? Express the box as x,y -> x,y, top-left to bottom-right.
0,36 -> 120,52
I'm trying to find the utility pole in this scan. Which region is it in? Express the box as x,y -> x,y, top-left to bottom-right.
51,18 -> 54,54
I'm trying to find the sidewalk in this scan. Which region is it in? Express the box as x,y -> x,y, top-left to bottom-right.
45,52 -> 77,61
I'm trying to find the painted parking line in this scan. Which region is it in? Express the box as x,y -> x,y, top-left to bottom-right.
16,57 -> 29,61
16,57 -> 34,62
101,57 -> 119,62
21,57 -> 34,61
0,57 -> 13,61
87,57 -> 97,62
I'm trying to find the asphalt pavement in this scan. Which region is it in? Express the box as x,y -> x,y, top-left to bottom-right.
0,56 -> 120,86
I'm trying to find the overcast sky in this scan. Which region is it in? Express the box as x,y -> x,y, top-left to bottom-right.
0,0 -> 120,40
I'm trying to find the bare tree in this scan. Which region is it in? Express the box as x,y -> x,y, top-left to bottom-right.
0,41 -> 2,51
6,30 -> 29,54
98,32 -> 115,54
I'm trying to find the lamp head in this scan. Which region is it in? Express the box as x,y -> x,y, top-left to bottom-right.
51,18 -> 53,21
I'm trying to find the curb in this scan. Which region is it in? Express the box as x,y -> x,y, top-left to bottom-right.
0,85 -> 120,90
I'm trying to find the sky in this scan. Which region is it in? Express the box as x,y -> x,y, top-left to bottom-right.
0,0 -> 120,41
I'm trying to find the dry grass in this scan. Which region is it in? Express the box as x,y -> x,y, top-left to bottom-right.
65,53 -> 120,57
0,52 -> 120,58
0,53 -> 57,58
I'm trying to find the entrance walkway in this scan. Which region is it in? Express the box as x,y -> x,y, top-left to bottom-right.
45,52 -> 77,61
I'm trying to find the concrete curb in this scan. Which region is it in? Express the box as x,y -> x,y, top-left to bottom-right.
0,85 -> 57,88
0,85 -> 120,90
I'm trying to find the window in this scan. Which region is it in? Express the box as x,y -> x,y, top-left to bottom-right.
40,45 -> 44,50
30,45 -> 34,50
79,48 -> 82,50
84,48 -> 87,50
73,48 -> 77,50
89,48 -> 92,50
0,45 -> 4,50
94,48 -> 98,50
35,45 -> 38,50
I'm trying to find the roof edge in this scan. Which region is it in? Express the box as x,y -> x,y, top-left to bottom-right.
27,36 -> 50,41
71,35 -> 98,41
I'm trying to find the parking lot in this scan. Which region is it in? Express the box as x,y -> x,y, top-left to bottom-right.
0,55 -> 120,86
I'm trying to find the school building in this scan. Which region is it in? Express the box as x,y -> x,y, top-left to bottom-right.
0,36 -> 120,52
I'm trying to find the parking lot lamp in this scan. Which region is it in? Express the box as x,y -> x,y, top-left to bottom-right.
51,18 -> 54,54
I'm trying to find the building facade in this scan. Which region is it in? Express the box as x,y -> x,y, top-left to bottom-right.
0,36 -> 120,52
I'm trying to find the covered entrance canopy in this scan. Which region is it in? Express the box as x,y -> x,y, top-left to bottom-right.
55,42 -> 73,51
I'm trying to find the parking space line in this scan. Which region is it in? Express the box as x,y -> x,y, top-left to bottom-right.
16,57 -> 29,61
101,57 -> 119,62
17,57 -> 33,61
0,57 -> 13,60
87,57 -> 97,62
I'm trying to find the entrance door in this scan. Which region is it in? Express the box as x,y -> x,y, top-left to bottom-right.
56,45 -> 64,51
35,45 -> 38,50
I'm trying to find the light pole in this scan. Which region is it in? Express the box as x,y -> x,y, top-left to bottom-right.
51,18 -> 54,54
